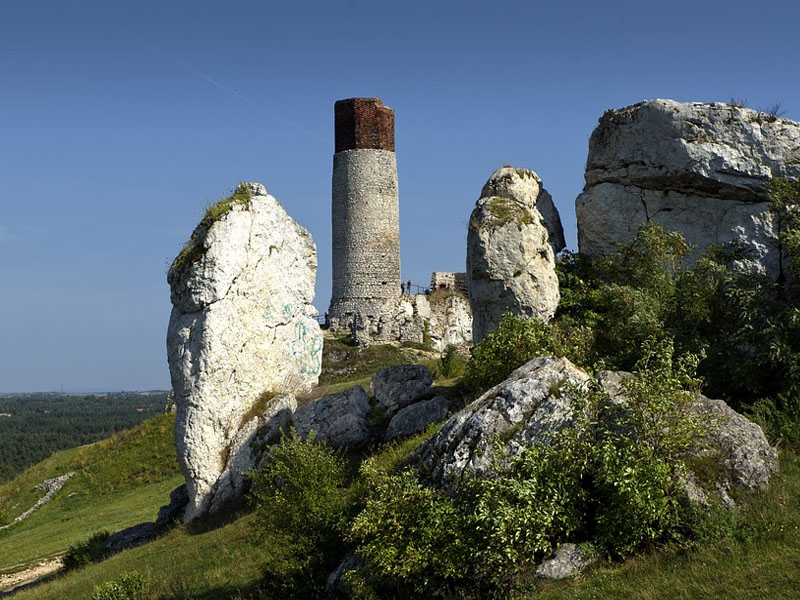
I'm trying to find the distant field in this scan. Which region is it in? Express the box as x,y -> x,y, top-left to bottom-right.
0,392 -> 169,482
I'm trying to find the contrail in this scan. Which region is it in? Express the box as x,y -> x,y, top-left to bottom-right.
163,54 -> 332,148
91,11 -> 334,149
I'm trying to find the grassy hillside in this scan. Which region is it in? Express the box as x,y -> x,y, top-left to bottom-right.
1,375 -> 798,599
0,414 -> 181,577
0,392 -> 169,482
6,432 -> 800,600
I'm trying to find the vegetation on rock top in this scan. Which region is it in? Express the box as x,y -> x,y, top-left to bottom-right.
171,184 -> 255,271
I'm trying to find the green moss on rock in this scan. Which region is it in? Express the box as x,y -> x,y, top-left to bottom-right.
486,196 -> 533,228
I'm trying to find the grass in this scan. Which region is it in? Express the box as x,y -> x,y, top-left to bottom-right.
0,414 -> 180,574
5,355 -> 800,599
9,426 -> 446,600
0,476 -> 183,575
10,511 -> 268,600
318,335 -> 432,386
12,444 -> 800,600
486,196 -> 533,228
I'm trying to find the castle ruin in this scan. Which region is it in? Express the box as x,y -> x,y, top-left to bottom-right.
328,98 -> 401,330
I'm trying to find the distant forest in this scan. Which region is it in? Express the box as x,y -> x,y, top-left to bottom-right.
0,392 -> 169,482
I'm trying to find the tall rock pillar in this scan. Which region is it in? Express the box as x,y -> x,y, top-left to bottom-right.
329,98 -> 401,330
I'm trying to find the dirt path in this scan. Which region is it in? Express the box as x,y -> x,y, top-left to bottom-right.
0,557 -> 62,595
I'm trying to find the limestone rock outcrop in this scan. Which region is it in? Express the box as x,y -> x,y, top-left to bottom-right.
293,386 -> 372,448
371,364 -> 434,415
467,167 -> 563,344
105,522 -> 160,555
209,394 -> 296,514
412,356 -> 778,502
336,291 -> 472,351
412,357 -> 589,488
167,182 -> 322,521
534,543 -> 599,581
417,292 -> 473,350
689,394 -> 779,497
155,484 -> 189,529
576,99 -> 800,277
385,395 -> 449,442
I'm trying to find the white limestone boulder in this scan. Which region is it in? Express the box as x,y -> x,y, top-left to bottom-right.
167,182 -> 322,521
412,357 -> 590,488
422,292 -> 473,350
467,167 -> 563,344
576,99 -> 800,277
411,358 -> 778,502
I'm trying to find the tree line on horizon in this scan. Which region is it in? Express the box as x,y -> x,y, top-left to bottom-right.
0,392 -> 168,482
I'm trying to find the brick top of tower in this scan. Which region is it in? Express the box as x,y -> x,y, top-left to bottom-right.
334,98 -> 394,153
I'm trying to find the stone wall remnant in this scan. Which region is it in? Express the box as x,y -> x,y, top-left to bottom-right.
430,272 -> 468,294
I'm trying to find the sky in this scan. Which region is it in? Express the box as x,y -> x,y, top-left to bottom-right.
2,0 -> 800,392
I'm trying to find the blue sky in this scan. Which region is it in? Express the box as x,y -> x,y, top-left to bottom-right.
2,0 -> 799,392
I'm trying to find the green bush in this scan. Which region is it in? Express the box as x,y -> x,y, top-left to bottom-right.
439,345 -> 467,379
248,430 -> 351,599
91,571 -> 147,600
63,530 -> 110,571
747,386 -> 800,448
348,341 -> 705,597
348,468 -> 475,599
768,177 -> 800,283
554,216 -> 800,415
464,313 -> 555,391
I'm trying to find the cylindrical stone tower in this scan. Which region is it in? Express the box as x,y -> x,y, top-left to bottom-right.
329,98 -> 401,329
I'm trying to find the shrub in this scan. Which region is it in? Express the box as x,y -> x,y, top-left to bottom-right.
349,340 -> 704,596
464,313 -> 554,391
63,530 -> 110,571
439,345 -> 466,379
747,386 -> 800,448
768,177 -> 800,283
555,218 -> 800,411
348,468 -> 475,599
248,430 -> 351,598
91,571 -> 147,600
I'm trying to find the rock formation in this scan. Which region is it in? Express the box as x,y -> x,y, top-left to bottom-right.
412,356 -> 778,501
336,292 -> 472,351
419,292 -> 473,350
534,543 -> 599,581
467,167 -> 563,344
576,99 -> 800,277
167,182 -> 322,521
293,386 -> 372,448
371,364 -> 434,415
412,357 -> 588,488
385,396 -> 449,442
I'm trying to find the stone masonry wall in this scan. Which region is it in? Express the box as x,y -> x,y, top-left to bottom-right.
330,148 -> 401,325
